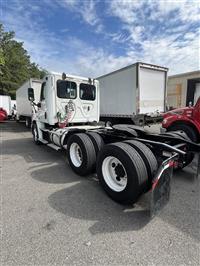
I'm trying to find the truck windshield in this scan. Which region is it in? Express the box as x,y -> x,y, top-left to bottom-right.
57,80 -> 77,99
80,83 -> 96,101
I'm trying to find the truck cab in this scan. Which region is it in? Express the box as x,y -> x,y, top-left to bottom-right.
33,73 -> 99,127
162,97 -> 200,142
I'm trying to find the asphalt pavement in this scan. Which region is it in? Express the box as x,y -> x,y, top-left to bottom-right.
1,121 -> 200,265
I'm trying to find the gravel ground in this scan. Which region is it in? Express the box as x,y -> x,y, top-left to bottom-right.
1,121 -> 200,266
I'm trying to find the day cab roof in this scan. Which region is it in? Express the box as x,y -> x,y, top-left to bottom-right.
48,71 -> 98,84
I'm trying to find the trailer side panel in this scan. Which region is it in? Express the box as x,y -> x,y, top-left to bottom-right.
16,79 -> 42,118
0,95 -> 11,116
99,65 -> 137,116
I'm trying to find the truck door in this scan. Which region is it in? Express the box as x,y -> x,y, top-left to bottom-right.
79,83 -> 98,122
194,83 -> 200,105
37,81 -> 48,123
193,97 -> 200,124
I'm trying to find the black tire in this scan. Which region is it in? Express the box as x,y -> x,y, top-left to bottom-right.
25,117 -> 31,128
167,130 -> 191,141
165,130 -> 194,169
175,131 -> 194,168
112,124 -> 138,137
168,124 -> 197,142
32,123 -> 41,145
86,132 -> 104,156
161,131 -> 189,141
67,133 -> 96,176
124,140 -> 158,182
97,142 -> 148,204
179,152 -> 194,169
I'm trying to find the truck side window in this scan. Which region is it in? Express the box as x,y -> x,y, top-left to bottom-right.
40,82 -> 46,101
57,80 -> 77,99
80,83 -> 96,101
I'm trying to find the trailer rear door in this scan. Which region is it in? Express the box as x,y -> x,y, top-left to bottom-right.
139,66 -> 166,114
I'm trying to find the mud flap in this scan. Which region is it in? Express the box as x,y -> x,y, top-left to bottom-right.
149,156 -> 176,218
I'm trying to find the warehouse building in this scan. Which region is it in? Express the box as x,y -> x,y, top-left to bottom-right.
167,70 -> 200,110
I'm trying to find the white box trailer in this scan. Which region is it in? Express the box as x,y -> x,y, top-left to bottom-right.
97,62 -> 168,125
16,79 -> 42,126
0,95 -> 12,117
11,100 -> 16,109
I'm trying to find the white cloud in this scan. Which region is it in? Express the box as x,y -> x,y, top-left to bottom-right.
130,33 -> 200,74
106,0 -> 200,75
109,0 -> 200,24
108,0 -> 144,24
157,0 -> 200,22
109,32 -> 130,43
74,30 -> 199,77
80,0 -> 99,26
56,0 -> 103,29
1,0 -> 199,79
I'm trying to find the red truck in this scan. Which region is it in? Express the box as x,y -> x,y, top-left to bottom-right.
0,108 -> 7,122
162,97 -> 200,143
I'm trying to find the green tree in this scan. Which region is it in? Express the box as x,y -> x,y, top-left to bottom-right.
0,24 -> 47,99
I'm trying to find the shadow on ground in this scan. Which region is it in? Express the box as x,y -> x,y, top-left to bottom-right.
0,120 -> 30,133
2,133 -> 66,165
31,161 -> 80,184
47,160 -> 200,240
48,179 -> 150,234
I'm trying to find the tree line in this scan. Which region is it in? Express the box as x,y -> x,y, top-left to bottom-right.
0,24 -> 47,99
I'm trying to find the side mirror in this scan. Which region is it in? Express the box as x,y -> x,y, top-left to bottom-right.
28,88 -> 35,101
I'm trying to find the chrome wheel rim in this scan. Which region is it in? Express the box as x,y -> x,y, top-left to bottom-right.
33,127 -> 38,141
102,156 -> 127,192
70,143 -> 83,167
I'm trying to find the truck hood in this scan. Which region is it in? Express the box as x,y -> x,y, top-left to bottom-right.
163,106 -> 193,118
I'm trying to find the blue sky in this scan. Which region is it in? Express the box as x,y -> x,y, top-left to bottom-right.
1,0 -> 200,77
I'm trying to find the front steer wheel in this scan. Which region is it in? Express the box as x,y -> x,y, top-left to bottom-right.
172,131 -> 194,169
168,124 -> 198,142
67,133 -> 96,176
25,117 -> 31,128
32,123 -> 41,145
97,142 -> 148,204
164,130 -> 195,169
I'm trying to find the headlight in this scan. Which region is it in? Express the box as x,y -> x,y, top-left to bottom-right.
162,119 -> 167,124
170,110 -> 183,115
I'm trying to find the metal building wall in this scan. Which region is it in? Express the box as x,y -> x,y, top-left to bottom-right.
167,71 -> 200,109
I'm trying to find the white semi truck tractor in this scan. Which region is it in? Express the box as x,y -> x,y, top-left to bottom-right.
28,72 -> 200,216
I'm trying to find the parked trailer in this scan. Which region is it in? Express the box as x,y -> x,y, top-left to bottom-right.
16,79 -> 42,127
0,108 -> 7,121
11,100 -> 17,119
0,95 -> 12,118
28,72 -> 200,217
97,62 -> 168,125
